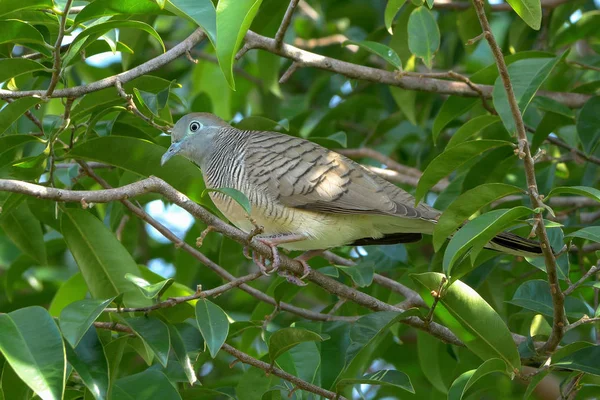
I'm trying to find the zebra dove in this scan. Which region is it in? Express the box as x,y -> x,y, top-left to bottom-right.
161,113 -> 542,278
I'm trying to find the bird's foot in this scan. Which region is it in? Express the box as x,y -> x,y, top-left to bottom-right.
252,251 -> 271,276
256,237 -> 282,273
277,270 -> 308,286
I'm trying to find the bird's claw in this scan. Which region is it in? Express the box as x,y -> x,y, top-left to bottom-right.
278,270 -> 308,286
256,238 -> 281,273
295,257 -> 312,279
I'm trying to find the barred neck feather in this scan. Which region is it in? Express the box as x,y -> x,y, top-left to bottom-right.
203,127 -> 251,190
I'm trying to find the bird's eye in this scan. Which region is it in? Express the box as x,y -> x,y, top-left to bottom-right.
189,121 -> 201,132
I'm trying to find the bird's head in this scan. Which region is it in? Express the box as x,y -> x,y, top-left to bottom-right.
161,113 -> 229,166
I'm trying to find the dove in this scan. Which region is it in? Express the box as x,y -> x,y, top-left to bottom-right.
161,113 -> 542,279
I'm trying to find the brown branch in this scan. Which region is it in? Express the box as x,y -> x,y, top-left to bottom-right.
93,320 -> 341,397
473,0 -> 564,354
76,162 -> 355,324
221,343 -> 346,399
240,31 -> 589,108
546,136 -> 600,166
114,79 -> 170,132
1,29 -> 206,99
275,0 -> 300,48
45,0 -> 73,98
4,98 -> 44,135
0,176 -> 461,345
103,272 -> 265,313
565,316 -> 600,332
563,263 -> 600,296
321,251 -> 428,308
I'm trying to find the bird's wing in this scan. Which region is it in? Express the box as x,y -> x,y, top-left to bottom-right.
245,132 -> 439,220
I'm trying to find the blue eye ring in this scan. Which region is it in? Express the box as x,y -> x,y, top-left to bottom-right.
190,121 -> 202,132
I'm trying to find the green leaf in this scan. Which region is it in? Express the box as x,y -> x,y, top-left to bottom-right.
113,370 -> 181,400
60,209 -> 145,302
411,273 -> 521,374
415,140 -> 513,204
492,56 -> 563,134
385,0 -> 408,34
124,317 -> 171,367
417,331 -> 450,393
125,273 -> 174,299
443,207 -> 532,276
344,40 -> 402,70
552,345 -> 600,376
133,87 -> 169,117
49,273 -> 88,317
506,0 -> 541,30
523,369 -> 549,399
0,98 -> 42,136
434,183 -> 525,251
268,327 -> 325,364
447,358 -> 507,400
336,369 -> 414,394
68,136 -> 205,202
335,261 -> 374,287
0,20 -> 50,55
508,280 -> 589,319
202,187 -> 252,215
0,59 -> 48,83
345,310 -> 420,367
565,226 -> 600,243
546,186 -> 600,204
447,115 -> 502,149
576,96 -> 600,155
0,0 -> 52,17
65,329 -> 109,400
195,298 -> 229,358
407,6 -> 440,69
64,21 -> 165,66
59,297 -> 115,347
74,0 -> 163,25
167,0 -> 217,45
0,201 -> 46,264
216,0 -> 264,89
1,361 -> 32,400
0,306 -> 66,400
432,97 -> 477,142
168,325 -> 197,385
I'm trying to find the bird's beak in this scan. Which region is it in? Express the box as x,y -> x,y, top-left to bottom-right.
161,142 -> 181,166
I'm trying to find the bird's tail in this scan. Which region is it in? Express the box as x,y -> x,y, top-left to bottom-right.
485,231 -> 544,257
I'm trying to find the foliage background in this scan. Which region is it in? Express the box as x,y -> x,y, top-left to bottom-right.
0,0 -> 599,399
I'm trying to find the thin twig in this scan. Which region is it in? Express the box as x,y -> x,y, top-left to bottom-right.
563,263 -> 600,296
4,98 -> 44,135
279,62 -> 301,83
275,0 -> 300,48
46,0 -> 73,98
434,0 -> 571,11
103,272 -> 264,313
221,344 -> 346,400
565,316 -> 600,332
114,79 -> 171,132
546,136 -> 600,167
473,0 -> 564,354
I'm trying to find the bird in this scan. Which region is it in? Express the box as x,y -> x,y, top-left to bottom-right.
161,113 -> 542,280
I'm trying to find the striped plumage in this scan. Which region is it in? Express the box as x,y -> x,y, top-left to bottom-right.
162,113 -> 543,258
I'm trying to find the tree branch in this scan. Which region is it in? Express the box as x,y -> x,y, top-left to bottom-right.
45,0 -> 73,98
221,343 -> 346,399
1,29 -> 206,99
275,0 -> 300,48
0,176 -> 462,345
473,0 -> 564,354
240,31 -> 589,108
76,162 -> 355,324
